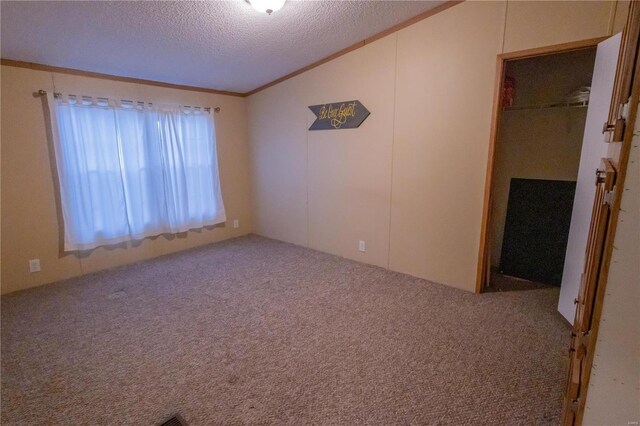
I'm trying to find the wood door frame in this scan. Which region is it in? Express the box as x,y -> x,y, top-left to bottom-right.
475,36 -> 609,294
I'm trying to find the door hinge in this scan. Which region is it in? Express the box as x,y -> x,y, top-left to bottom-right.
602,101 -> 628,142
570,330 -> 592,359
604,186 -> 616,205
620,100 -> 631,120
580,331 -> 591,350
570,397 -> 581,414
609,101 -> 631,142
613,117 -> 626,142
603,118 -> 626,142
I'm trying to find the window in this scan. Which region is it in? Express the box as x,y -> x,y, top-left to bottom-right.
48,94 -> 226,251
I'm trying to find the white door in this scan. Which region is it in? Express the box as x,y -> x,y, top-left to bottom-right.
558,33 -> 622,323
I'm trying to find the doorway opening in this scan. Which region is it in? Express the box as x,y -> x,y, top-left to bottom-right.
484,47 -> 597,294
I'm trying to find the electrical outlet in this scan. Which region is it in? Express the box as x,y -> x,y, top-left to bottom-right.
29,259 -> 41,273
233,219 -> 240,229
358,240 -> 366,252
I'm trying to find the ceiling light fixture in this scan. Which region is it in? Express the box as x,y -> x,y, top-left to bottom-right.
249,0 -> 285,15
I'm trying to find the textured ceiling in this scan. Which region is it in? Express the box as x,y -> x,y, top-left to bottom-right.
1,0 -> 445,93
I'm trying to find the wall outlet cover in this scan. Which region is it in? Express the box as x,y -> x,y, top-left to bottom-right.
29,259 -> 41,273
233,219 -> 240,228
358,240 -> 366,252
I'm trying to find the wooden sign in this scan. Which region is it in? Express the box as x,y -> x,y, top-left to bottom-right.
308,100 -> 370,130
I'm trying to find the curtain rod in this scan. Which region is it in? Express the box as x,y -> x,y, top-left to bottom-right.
37,89 -> 221,113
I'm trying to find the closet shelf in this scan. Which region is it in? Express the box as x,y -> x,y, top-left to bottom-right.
503,100 -> 589,112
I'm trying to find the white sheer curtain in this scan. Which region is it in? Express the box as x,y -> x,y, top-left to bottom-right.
47,93 -> 226,251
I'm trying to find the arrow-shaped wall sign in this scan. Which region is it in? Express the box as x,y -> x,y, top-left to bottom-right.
308,100 -> 370,130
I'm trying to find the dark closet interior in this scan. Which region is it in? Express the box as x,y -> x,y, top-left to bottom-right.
500,178 -> 576,285
487,47 -> 597,292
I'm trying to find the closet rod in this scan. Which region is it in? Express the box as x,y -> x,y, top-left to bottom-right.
36,89 -> 221,113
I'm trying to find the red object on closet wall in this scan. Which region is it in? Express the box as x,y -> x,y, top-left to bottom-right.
502,75 -> 515,108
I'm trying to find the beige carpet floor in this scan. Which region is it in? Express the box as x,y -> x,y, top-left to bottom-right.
1,235 -> 570,425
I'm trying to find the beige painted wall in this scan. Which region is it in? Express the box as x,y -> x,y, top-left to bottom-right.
388,1 -> 505,290
1,66 -> 252,294
249,29 -> 397,267
503,0 -> 618,53
247,0 -> 621,292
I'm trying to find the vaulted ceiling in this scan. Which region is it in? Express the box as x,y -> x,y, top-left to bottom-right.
1,1 -> 445,93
